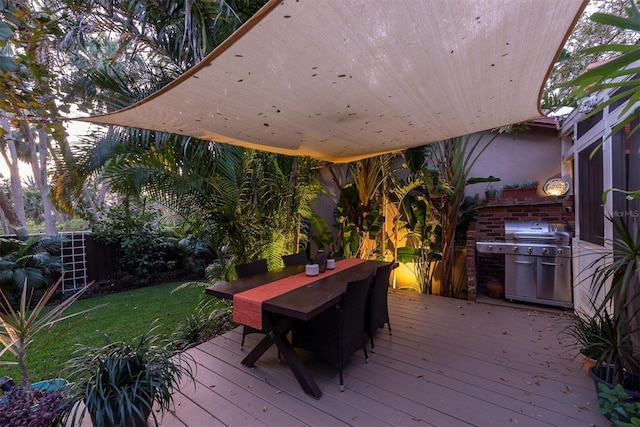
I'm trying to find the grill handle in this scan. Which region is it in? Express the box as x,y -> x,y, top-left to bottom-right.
541,261 -> 562,267
512,260 -> 534,265
512,234 -> 563,242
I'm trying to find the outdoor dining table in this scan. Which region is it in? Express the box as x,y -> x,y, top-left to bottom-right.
205,259 -> 387,399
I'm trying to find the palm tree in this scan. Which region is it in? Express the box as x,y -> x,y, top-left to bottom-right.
50,0 -> 330,278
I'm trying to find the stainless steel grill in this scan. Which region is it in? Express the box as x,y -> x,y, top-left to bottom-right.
476,221 -> 573,308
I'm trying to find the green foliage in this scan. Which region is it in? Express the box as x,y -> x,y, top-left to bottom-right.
52,0 -> 268,219
334,183 -> 386,258
587,215 -> 640,384
92,203 -> 177,280
546,0 -> 638,108
330,154 -> 396,259
390,177 -> 440,294
397,132 -> 502,296
564,0 -> 640,138
65,323 -> 194,427
171,299 -> 232,351
0,235 -> 63,297
562,303 -> 620,362
596,383 -> 640,426
0,277 -> 98,385
502,180 -> 539,190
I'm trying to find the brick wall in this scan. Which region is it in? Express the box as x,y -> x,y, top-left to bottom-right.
465,196 -> 574,300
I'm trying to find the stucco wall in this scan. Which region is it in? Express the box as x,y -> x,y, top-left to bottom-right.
465,126 -> 566,200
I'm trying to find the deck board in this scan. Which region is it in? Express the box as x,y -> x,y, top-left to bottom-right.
158,289 -> 607,427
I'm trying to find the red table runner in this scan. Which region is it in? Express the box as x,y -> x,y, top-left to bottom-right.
233,258 -> 367,329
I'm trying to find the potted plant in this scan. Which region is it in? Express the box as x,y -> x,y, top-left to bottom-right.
501,180 -> 539,200
0,277 -> 97,425
484,184 -> 498,201
561,302 -> 618,372
584,216 -> 640,401
65,324 -> 194,427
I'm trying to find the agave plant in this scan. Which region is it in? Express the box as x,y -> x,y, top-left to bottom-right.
0,277 -> 97,385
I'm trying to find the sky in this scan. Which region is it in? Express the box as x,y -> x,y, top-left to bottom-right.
0,119 -> 91,181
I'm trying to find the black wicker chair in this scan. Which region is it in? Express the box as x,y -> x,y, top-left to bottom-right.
292,271 -> 374,391
235,259 -> 268,279
366,262 -> 394,352
235,259 -> 268,350
282,252 -> 307,267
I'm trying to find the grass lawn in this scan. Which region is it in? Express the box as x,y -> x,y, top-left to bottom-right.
1,281 -> 222,384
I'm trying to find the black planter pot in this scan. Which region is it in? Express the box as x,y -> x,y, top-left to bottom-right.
589,365 -> 640,401
88,399 -> 152,427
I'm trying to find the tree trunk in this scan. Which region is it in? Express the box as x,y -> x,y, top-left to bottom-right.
36,128 -> 57,235
0,117 -> 26,225
440,220 -> 456,296
0,190 -> 28,238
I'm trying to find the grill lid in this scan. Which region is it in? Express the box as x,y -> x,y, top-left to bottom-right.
504,221 -> 571,243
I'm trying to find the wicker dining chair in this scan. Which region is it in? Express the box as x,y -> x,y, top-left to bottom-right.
292,271 -> 374,391
282,252 -> 307,267
365,262 -> 394,352
235,259 -> 268,279
235,259 -> 268,350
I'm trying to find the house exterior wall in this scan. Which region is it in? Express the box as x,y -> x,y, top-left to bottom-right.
465,126 -> 567,201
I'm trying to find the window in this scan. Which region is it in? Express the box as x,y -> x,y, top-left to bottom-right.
577,110 -> 602,139
611,119 -> 640,231
578,141 -> 604,245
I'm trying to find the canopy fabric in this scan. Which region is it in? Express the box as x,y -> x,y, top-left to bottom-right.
77,0 -> 587,163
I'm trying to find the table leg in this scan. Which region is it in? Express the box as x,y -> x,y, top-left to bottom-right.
241,316 -> 322,399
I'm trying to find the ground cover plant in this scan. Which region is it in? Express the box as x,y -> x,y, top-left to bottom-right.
0,281 -> 222,383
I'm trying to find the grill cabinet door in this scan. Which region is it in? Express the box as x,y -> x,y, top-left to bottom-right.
505,254 -> 536,299
537,256 -> 572,304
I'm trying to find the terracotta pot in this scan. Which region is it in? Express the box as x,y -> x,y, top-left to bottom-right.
485,278 -> 504,298
502,187 -> 538,200
581,353 -> 596,373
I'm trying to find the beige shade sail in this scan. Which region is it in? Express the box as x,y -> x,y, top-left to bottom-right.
76,0 -> 587,163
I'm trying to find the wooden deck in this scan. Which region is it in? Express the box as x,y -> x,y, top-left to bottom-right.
160,290 -> 607,427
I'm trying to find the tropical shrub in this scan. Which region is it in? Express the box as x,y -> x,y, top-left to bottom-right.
0,235 -> 63,297
92,204 -> 179,280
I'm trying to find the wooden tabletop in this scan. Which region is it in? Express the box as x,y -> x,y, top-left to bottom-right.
205,264 -> 305,300
205,260 -> 389,321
